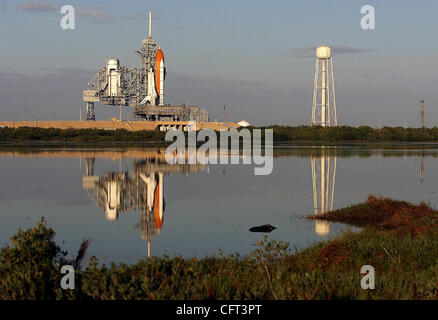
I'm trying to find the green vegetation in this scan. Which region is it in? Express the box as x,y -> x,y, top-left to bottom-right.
0,220 -> 73,299
268,125 -> 438,142
1,196 -> 438,299
2,125 -> 438,143
0,127 -> 165,143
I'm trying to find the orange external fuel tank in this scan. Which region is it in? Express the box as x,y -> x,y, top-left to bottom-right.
155,49 -> 164,96
153,177 -> 163,230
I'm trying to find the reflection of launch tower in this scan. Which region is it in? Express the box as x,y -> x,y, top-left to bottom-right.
311,148 -> 337,236
82,154 -> 206,257
312,45 -> 337,127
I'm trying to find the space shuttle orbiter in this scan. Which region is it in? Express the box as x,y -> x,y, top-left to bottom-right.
141,68 -> 158,105
139,11 -> 165,106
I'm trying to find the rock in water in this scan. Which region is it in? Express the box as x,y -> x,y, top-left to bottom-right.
249,224 -> 277,233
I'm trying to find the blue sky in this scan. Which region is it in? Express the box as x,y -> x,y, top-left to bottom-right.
1,0 -> 438,126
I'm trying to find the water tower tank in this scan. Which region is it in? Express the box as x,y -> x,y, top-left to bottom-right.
316,45 -> 331,59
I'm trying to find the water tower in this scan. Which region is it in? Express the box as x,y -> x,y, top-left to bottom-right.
312,45 -> 337,127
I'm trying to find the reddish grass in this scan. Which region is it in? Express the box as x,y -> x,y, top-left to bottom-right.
318,242 -> 351,270
310,195 -> 438,236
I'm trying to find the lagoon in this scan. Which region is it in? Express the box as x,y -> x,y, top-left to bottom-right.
0,145 -> 436,265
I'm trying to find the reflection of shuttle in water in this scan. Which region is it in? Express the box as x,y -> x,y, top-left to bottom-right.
82,155 -> 206,257
136,172 -> 164,258
311,148 -> 337,236
139,172 -> 163,230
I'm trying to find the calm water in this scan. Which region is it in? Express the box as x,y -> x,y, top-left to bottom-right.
0,146 -> 437,265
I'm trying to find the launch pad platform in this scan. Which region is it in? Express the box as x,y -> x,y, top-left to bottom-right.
134,104 -> 209,122
0,120 -> 239,132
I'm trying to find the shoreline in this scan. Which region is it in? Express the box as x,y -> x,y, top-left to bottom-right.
1,141 -> 438,149
2,125 -> 438,145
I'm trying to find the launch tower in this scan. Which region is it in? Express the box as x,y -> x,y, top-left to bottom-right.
83,11 -> 208,122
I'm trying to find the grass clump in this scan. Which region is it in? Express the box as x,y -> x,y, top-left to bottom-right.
310,195 -> 438,236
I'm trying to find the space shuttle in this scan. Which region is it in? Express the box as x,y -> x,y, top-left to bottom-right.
142,67 -> 158,105
140,11 -> 165,106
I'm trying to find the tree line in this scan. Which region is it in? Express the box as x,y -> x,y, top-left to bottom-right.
1,125 -> 438,142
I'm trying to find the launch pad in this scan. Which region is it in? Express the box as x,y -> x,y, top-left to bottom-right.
134,104 -> 209,122
83,11 -> 209,122
0,120 -> 238,132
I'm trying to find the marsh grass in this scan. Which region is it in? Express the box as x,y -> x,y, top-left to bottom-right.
310,195 -> 438,236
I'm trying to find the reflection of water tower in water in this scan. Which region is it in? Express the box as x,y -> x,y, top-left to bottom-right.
311,148 -> 337,236
312,45 -> 337,127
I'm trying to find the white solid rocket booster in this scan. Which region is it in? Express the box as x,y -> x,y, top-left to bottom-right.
159,59 -> 164,105
155,48 -> 165,106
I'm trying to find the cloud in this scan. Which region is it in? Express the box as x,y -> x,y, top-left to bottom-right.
0,68 -> 94,91
0,68 -> 96,121
16,2 -> 114,22
167,72 -> 268,91
16,1 -> 58,12
332,46 -> 375,54
78,6 -> 114,23
124,12 -> 160,21
287,45 -> 375,58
